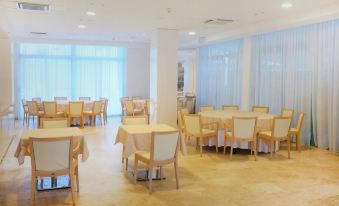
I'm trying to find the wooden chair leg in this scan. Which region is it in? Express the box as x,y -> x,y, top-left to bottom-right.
254,139 -> 257,161
75,166 -> 79,192
230,139 -> 234,160
149,164 -> 153,194
215,135 -> 218,153
199,138 -> 203,157
223,136 -> 227,154
296,133 -> 301,152
125,158 -> 128,171
81,116 -> 84,128
174,160 -> 179,189
122,145 -> 125,163
70,172 -> 76,205
91,115 -> 95,126
270,140 -> 274,160
287,137 -> 291,159
134,158 -> 138,184
31,174 -> 36,205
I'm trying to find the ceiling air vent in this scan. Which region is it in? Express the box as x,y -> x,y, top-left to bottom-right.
203,18 -> 234,26
30,32 -> 47,35
18,2 -> 50,11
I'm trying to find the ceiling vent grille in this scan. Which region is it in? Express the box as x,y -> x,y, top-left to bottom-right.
18,2 -> 50,11
203,18 -> 234,26
30,32 -> 47,35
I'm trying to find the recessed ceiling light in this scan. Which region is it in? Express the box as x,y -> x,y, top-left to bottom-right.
188,31 -> 196,35
78,24 -> 86,29
86,11 -> 96,16
280,2 -> 293,9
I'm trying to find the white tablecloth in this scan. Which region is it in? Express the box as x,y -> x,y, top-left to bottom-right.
199,111 -> 277,152
15,127 -> 89,165
115,124 -> 186,158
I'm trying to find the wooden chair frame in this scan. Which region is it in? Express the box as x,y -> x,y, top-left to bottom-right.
289,112 -> 305,152
281,108 -> 294,118
84,101 -> 103,126
199,105 -> 215,112
222,105 -> 240,111
29,136 -> 79,205
252,106 -> 270,113
257,117 -> 292,159
224,117 -> 258,160
134,131 -> 180,194
68,101 -> 84,128
40,118 -> 70,128
183,114 -> 218,157
27,101 -> 44,128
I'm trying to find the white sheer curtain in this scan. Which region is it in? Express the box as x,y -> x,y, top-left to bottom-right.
197,39 -> 243,110
16,43 -> 126,116
250,19 -> 339,151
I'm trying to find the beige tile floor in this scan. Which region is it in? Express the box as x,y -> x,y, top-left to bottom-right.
1,117 -> 339,206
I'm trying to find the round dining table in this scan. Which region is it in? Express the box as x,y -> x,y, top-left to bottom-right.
199,110 -> 277,153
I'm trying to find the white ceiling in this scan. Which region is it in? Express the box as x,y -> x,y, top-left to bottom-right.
1,0 -> 339,48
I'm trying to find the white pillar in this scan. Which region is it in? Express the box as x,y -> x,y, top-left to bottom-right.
0,28 -> 13,108
183,50 -> 197,95
241,37 -> 251,111
150,29 -> 178,126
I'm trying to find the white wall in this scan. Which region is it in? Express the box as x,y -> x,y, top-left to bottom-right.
0,28 -> 12,108
126,47 -> 150,98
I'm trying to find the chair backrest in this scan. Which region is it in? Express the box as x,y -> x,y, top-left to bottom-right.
22,99 -> 28,112
281,108 -> 294,118
92,101 -> 102,114
102,98 -> 108,113
200,105 -> 215,112
43,101 -> 57,117
120,97 -> 129,104
232,117 -> 257,139
32,97 -> 41,103
122,116 -> 148,125
79,97 -> 91,101
252,106 -> 269,113
272,117 -> 292,138
27,101 -> 39,115
222,105 -> 239,111
183,114 -> 201,135
151,131 -> 179,161
54,97 -> 68,101
30,137 -> 72,172
296,112 -> 305,133
41,118 -> 69,128
132,96 -> 142,100
125,100 -> 134,114
69,101 -> 84,116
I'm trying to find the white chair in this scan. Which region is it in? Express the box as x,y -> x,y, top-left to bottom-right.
79,97 -> 91,101
134,131 -> 180,194
22,99 -> 29,125
200,105 -> 215,112
132,96 -> 142,100
257,117 -> 292,159
32,97 -> 42,104
289,112 -> 305,151
41,118 -> 69,128
120,96 -> 129,117
252,106 -> 269,113
29,136 -> 79,205
281,108 -> 294,118
183,114 -> 218,156
43,101 -> 64,118
68,101 -> 84,128
122,115 -> 148,125
224,117 -> 257,160
121,116 -> 148,170
125,100 -> 143,116
222,105 -> 239,111
83,101 -> 103,126
100,98 -> 108,125
27,101 -> 44,128
54,97 -> 68,101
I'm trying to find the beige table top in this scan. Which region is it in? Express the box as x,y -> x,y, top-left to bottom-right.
200,110 -> 276,131
15,127 -> 89,165
115,124 -> 186,158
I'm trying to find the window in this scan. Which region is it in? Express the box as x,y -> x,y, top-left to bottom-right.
16,43 -> 127,116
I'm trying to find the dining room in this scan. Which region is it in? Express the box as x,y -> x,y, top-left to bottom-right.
1,0 -> 339,206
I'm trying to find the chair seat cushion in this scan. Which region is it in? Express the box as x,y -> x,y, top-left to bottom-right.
202,128 -> 215,137
258,131 -> 272,139
135,151 -> 151,161
225,131 -> 232,138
